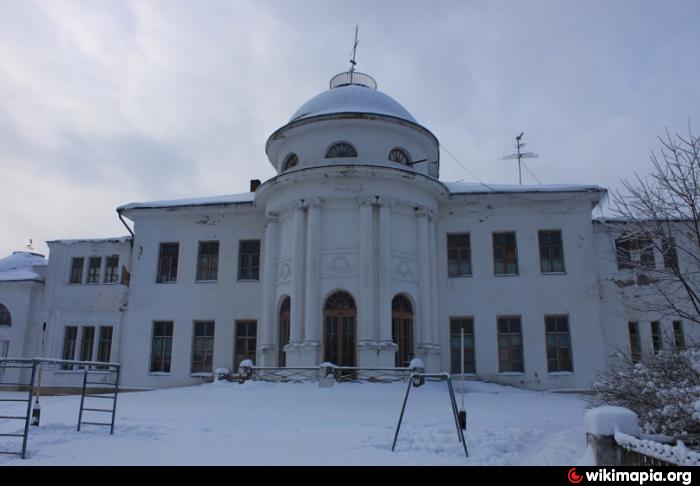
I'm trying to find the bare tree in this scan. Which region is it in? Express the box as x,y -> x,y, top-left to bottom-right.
611,127 -> 700,325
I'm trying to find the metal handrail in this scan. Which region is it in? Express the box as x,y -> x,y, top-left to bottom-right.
329,71 -> 377,90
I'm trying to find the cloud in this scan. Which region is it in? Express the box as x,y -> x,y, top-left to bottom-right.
0,0 -> 699,257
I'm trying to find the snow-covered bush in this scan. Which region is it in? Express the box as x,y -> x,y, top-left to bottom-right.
589,346 -> 700,448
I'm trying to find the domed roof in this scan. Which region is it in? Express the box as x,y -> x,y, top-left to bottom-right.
289,73 -> 417,124
0,251 -> 47,282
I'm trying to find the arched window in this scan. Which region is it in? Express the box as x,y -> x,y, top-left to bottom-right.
0,304 -> 11,326
282,153 -> 298,172
323,291 -> 357,367
326,142 -> 357,159
278,297 -> 290,366
392,295 -> 414,367
388,148 -> 411,165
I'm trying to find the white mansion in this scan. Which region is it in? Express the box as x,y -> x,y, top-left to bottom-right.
0,71 -> 695,390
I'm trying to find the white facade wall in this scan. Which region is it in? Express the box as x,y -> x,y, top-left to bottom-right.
119,203 -> 264,388
41,239 -> 131,387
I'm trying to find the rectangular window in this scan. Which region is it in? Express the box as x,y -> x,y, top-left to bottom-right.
235,320 -> 257,368
449,317 -> 475,373
150,321 -> 174,373
86,257 -> 102,284
663,238 -> 679,270
79,326 -> 95,363
157,243 -> 179,283
238,240 -> 261,280
447,234 -> 472,277
61,326 -> 78,369
616,236 -> 655,270
628,321 -> 641,362
191,321 -> 215,374
0,340 -> 9,376
673,321 -> 685,349
196,241 -> 219,281
97,326 -> 113,363
545,316 -> 572,372
539,230 -> 565,273
104,255 -> 119,283
497,316 -> 524,372
493,232 -> 519,275
69,257 -> 84,284
651,321 -> 662,354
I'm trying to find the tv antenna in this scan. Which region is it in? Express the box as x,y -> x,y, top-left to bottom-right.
502,132 -> 538,185
26,239 -> 34,251
348,23 -> 359,75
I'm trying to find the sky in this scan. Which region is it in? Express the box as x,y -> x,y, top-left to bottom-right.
1,0 -> 698,258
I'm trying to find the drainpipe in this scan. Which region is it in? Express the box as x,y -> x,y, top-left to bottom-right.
116,209 -> 135,244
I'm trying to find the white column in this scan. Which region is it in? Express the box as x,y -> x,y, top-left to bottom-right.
290,202 -> 306,345
302,198 -> 322,365
259,212 -> 279,366
429,213 -> 441,348
416,208 -> 432,349
377,198 -> 397,367
358,197 -> 376,364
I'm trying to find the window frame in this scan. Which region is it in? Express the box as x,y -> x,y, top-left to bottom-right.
282,153 -> 299,171
0,304 -> 11,326
86,257 -> 102,285
237,240 -> 261,281
493,231 -> 519,276
673,320 -> 685,349
69,257 -> 85,285
61,326 -> 78,370
388,147 -> 411,165
449,317 -> 476,374
325,142 -> 358,159
497,315 -> 524,373
156,242 -> 180,284
545,315 -> 573,372
447,233 -> 472,278
97,326 -> 113,364
104,255 -> 120,284
191,321 -> 215,374
196,241 -> 219,282
150,321 -> 174,373
650,321 -> 662,354
628,321 -> 641,362
538,230 -> 566,274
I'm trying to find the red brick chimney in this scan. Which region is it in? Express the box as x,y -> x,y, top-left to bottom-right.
249,179 -> 261,192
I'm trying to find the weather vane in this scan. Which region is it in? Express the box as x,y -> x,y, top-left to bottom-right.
349,23 -> 359,74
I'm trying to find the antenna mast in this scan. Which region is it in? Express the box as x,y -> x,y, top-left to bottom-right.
349,23 -> 359,82
502,132 -> 538,185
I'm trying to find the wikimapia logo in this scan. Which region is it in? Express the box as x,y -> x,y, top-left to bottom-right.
567,467 -> 693,485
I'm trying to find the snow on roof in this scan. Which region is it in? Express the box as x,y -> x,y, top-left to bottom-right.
444,181 -> 606,195
289,84 -> 417,124
0,251 -> 47,282
118,192 -> 255,212
47,236 -> 132,245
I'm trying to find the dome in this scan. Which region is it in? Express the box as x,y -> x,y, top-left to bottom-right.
289,72 -> 417,124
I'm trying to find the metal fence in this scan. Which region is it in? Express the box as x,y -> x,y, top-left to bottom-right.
0,357 -> 121,459
236,365 -> 413,384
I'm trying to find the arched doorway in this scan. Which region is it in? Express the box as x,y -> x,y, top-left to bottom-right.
392,294 -> 414,367
278,297 -> 290,366
323,291 -> 357,367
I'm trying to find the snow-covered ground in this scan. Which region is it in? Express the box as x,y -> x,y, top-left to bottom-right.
0,380 -> 587,465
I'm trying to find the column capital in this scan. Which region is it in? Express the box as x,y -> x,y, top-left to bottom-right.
358,196 -> 376,207
308,197 -> 323,209
266,212 -> 280,224
415,206 -> 432,218
377,197 -> 396,208
288,200 -> 308,212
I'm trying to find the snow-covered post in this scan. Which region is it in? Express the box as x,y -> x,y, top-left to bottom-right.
319,362 -> 336,388
584,406 -> 639,466
238,359 -> 254,383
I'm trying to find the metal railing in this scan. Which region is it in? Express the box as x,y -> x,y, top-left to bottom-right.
329,71 -> 377,90
0,358 -> 121,459
236,364 -> 412,384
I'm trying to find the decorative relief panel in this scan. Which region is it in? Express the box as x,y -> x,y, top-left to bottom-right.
321,251 -> 359,279
277,258 -> 292,285
392,253 -> 418,283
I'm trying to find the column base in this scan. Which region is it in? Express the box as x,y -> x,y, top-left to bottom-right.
299,341 -> 320,366
256,342 -> 276,367
417,343 -> 442,372
283,342 -> 304,368
357,340 -> 398,368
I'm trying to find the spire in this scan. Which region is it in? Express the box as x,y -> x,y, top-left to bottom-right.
349,23 -> 359,74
